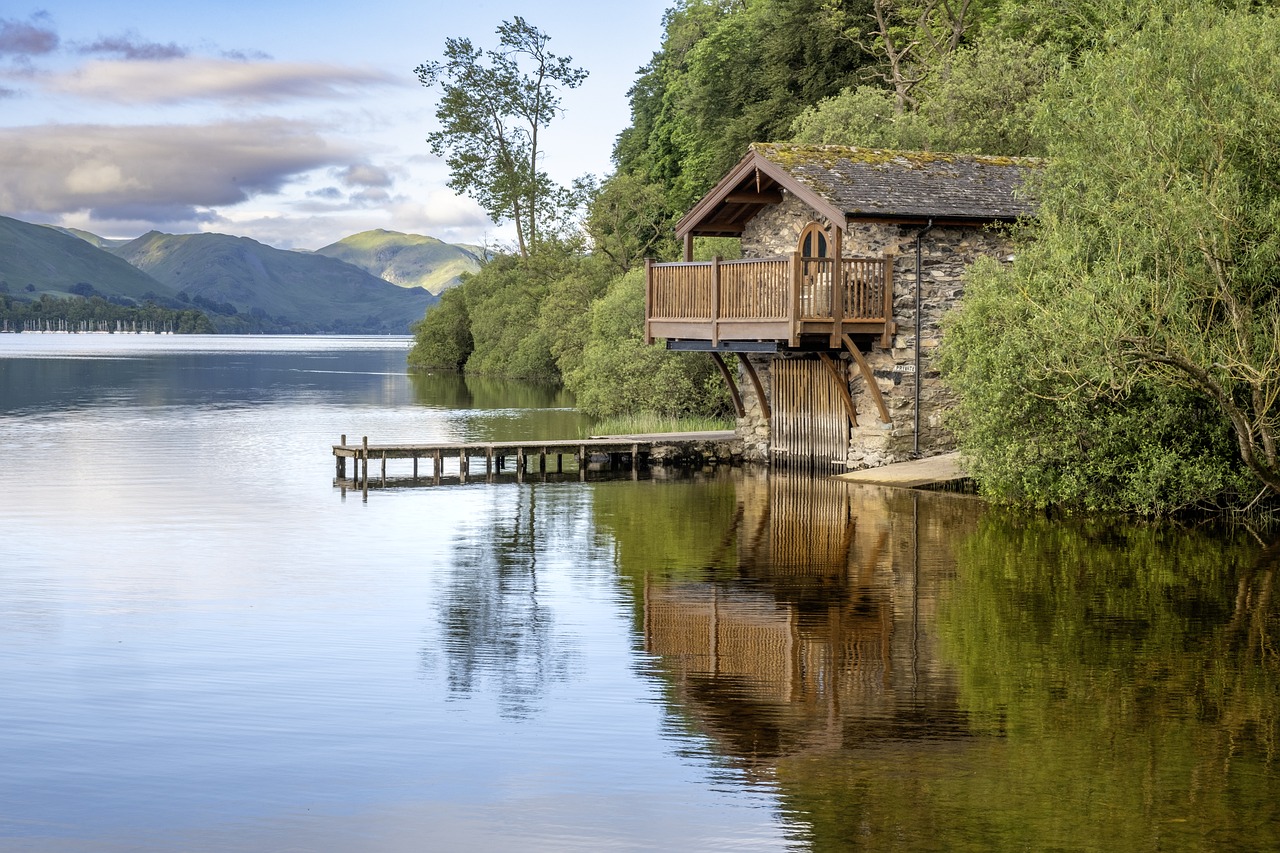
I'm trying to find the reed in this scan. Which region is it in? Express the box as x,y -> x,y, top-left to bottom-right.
585,413 -> 734,437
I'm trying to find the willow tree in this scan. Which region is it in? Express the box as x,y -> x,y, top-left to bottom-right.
415,18 -> 587,258
941,3 -> 1280,511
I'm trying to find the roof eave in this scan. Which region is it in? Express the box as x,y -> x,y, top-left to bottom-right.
675,149 -> 848,241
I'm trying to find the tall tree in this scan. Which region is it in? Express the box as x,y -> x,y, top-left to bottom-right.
415,18 -> 587,258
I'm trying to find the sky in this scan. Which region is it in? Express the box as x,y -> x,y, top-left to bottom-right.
0,1 -> 670,250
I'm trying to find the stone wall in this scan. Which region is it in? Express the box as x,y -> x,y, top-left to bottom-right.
733,191 -> 1014,468
740,191 -> 910,259
737,353 -> 772,463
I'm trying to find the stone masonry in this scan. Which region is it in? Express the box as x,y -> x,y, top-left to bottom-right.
734,190 -> 1014,468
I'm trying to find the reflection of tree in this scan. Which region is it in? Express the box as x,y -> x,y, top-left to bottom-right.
435,487 -> 587,718
602,469 -> 1280,850
408,370 -> 589,442
407,370 -> 577,411
926,518 -> 1280,852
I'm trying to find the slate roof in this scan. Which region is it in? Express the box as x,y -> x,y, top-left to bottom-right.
753,143 -> 1040,221
676,143 -> 1040,239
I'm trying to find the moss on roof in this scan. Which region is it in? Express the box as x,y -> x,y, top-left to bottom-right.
748,142 -> 1040,220
752,142 -> 1042,171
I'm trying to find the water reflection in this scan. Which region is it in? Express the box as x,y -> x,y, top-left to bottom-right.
407,370 -> 576,411
596,473 -> 1279,851
435,488 -> 589,719
934,516 -> 1279,852
619,475 -> 980,767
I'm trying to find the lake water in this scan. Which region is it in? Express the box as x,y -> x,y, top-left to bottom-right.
1,335 -> 1276,852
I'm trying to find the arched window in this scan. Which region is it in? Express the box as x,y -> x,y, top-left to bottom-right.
798,221 -> 829,258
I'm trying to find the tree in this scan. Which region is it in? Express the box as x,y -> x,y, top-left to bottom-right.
408,286 -> 472,371
415,18 -> 587,258
940,3 -> 1280,511
563,269 -> 733,419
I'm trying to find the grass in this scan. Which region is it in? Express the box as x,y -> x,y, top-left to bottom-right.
584,413 -> 735,437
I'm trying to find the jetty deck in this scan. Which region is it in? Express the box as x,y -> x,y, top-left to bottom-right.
834,452 -> 967,489
333,431 -> 740,491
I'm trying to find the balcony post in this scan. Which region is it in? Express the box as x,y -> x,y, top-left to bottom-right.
711,255 -> 721,347
830,226 -> 844,348
789,251 -> 801,347
880,254 -> 895,349
644,258 -> 654,345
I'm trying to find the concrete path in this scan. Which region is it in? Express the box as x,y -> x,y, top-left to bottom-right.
834,451 -> 967,488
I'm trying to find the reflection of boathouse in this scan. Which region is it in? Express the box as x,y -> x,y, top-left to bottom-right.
641,473 -> 983,761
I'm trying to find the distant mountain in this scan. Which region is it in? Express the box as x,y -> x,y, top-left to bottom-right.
0,216 -> 170,301
47,226 -> 133,251
111,231 -> 437,334
313,229 -> 482,295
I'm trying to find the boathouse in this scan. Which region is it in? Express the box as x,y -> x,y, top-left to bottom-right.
644,143 -> 1038,469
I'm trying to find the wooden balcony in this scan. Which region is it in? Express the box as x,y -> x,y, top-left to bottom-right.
645,254 -> 894,351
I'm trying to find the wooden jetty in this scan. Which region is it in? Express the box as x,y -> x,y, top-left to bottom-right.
333,431 -> 740,491
834,451 -> 968,489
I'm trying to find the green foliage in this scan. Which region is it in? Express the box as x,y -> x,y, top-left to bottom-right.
415,18 -> 588,258
602,0 -> 874,259
563,269 -> 733,419
456,252 -> 563,382
585,173 -> 676,272
941,3 -> 1280,509
408,286 -> 472,370
408,242 -> 732,421
790,84 -> 928,149
408,242 -> 614,383
790,35 -> 1060,155
941,257 -> 1250,513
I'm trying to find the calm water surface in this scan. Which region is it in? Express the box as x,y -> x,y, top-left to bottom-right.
0,335 -> 1276,852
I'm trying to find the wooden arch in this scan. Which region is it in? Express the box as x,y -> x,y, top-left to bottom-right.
798,221 -> 830,258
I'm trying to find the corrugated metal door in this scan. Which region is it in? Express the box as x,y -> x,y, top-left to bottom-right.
770,356 -> 850,469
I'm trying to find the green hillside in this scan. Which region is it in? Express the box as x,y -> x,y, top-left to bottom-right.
0,216 -> 171,301
314,229 -> 482,295
112,231 -> 437,334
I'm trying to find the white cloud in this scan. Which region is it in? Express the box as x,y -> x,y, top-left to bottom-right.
210,188 -> 499,250
43,57 -> 401,104
0,118 -> 360,220
338,163 -> 393,188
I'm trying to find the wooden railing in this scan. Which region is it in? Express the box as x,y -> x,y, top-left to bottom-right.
646,254 -> 892,347
796,258 -> 890,320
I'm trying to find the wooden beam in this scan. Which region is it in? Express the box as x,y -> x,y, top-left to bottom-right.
689,225 -> 746,235
710,353 -> 746,418
683,233 -> 693,263
789,251 -> 801,347
711,256 -> 721,347
739,355 -> 771,422
819,352 -> 858,427
644,258 -> 654,344
842,333 -> 892,425
830,226 -> 844,349
881,253 -> 895,349
724,190 -> 783,205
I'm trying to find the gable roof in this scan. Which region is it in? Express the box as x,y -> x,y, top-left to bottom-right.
676,143 -> 1041,239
